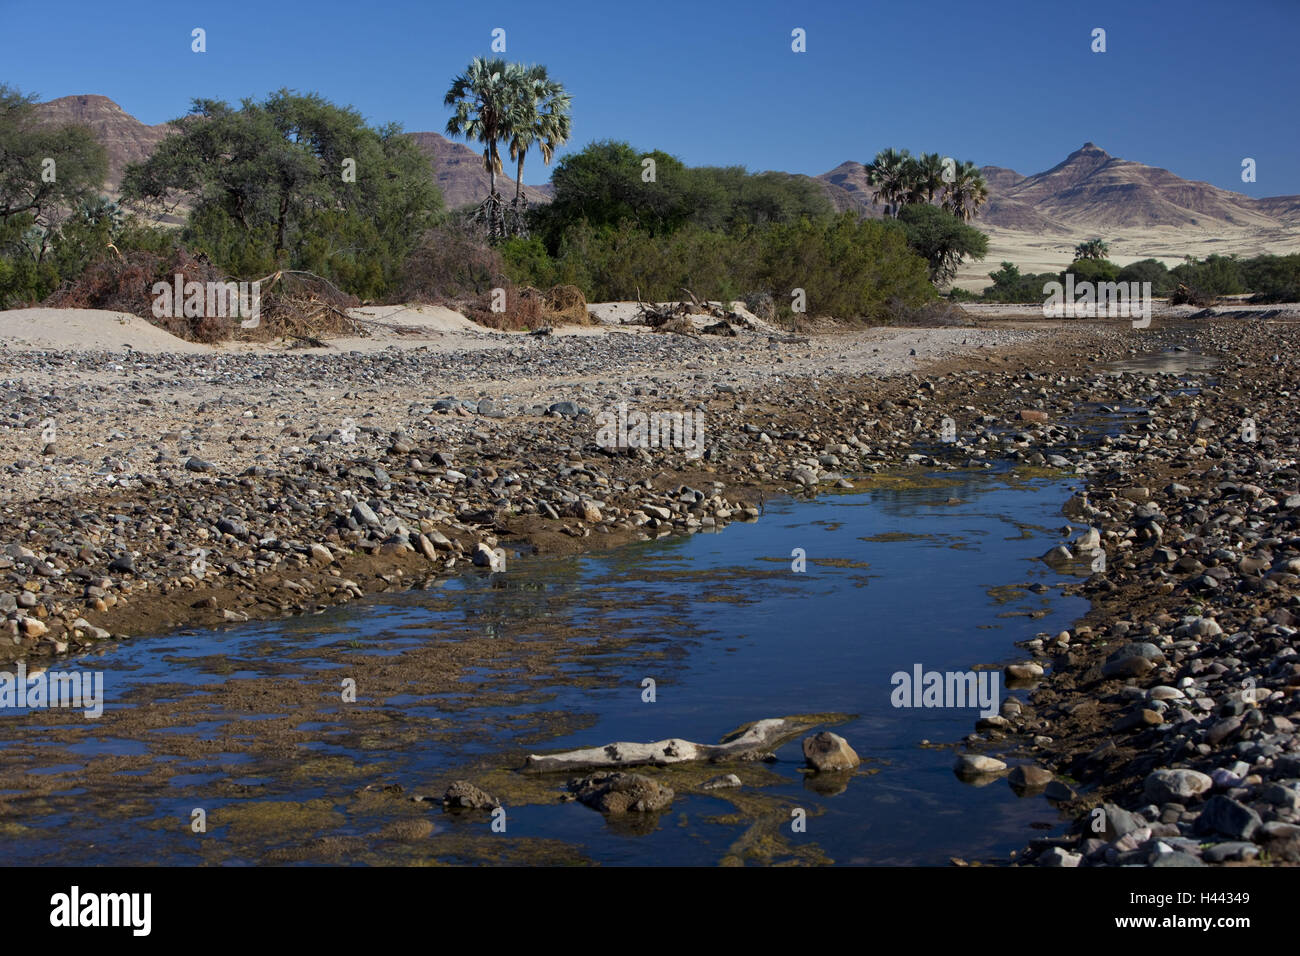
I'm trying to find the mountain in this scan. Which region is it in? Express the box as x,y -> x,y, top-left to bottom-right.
405,131 -> 552,210
31,95 -> 553,210
993,142 -> 1281,231
814,143 -> 1300,234
813,162 -> 888,218
34,95 -> 170,190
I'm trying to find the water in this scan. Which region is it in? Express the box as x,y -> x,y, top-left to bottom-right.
0,466 -> 1094,866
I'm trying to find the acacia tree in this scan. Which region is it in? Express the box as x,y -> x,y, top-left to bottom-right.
0,85 -> 107,260
120,90 -> 440,296
896,203 -> 988,287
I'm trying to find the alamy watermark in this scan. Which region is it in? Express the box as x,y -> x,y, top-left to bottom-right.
1043,276 -> 1152,328
595,402 -> 705,459
152,274 -> 262,328
0,661 -> 104,719
891,663 -> 1000,718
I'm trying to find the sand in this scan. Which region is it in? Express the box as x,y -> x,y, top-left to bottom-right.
0,307 -> 209,354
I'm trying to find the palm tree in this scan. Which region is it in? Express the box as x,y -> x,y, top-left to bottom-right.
1074,238 -> 1110,260
505,64 -> 571,235
865,148 -> 912,216
941,160 -> 988,222
907,152 -> 947,205
444,56 -> 517,239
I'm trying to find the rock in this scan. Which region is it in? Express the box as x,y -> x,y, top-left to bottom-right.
1008,764 -> 1053,789
1005,662 -> 1044,680
471,543 -> 503,570
108,555 -> 136,574
1102,656 -> 1156,679
351,502 -> 381,528
1203,841 -> 1260,863
1144,768 -> 1213,803
548,401 -> 584,418
701,774 -> 742,791
1098,803 -> 1145,839
1042,545 -> 1073,566
1192,795 -> 1261,841
802,731 -> 860,772
21,618 -> 47,638
309,543 -> 333,566
185,456 -> 218,473
442,780 -> 499,810
1044,780 -> 1078,801
1206,717 -> 1242,746
1016,410 -> 1049,423
954,754 -> 1007,776
217,518 -> 249,538
570,499 -> 602,523
572,772 -> 674,813
1039,846 -> 1082,867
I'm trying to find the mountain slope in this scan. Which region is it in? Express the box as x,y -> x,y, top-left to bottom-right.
814,144 -> 1300,234
405,131 -> 552,209
33,94 -> 170,190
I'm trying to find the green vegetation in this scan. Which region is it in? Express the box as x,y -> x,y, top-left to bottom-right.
0,85 -> 112,307
863,148 -> 989,221
121,89 -> 441,300
895,203 -> 988,285
971,251 -> 1298,305
1073,238 -> 1110,260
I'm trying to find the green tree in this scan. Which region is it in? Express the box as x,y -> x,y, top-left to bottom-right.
1063,257 -> 1120,284
121,90 -> 440,298
1116,258 -> 1173,295
865,147 -> 913,216
1170,254 -> 1244,296
505,64 -> 571,221
941,160 -> 988,222
1074,238 -> 1110,260
445,57 -> 519,240
906,152 -> 947,205
0,85 -> 108,234
896,203 -> 988,286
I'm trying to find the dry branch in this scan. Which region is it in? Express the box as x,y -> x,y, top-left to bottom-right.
523,717 -> 821,773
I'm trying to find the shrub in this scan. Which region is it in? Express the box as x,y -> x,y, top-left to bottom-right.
1116,258 -> 1174,296
398,219 -> 505,304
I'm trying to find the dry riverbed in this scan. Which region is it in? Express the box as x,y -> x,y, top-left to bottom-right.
2,308 -> 1299,867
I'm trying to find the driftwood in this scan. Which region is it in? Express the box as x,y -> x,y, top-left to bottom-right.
523,716 -> 819,773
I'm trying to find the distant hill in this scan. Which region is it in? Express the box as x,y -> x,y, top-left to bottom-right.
814,142 -> 1300,234
33,95 -> 170,190
404,131 -> 552,210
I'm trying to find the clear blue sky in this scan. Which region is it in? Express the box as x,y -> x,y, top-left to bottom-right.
4,0 -> 1298,195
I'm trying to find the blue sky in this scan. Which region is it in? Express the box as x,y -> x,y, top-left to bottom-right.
5,0 -> 1298,194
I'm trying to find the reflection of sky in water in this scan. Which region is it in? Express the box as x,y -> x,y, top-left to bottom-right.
0,468 -> 1093,865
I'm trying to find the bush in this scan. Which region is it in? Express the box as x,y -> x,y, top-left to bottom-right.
1239,254 -> 1300,303
895,204 -> 988,287
1170,255 -> 1243,297
1116,258 -> 1174,296
980,261 -> 1059,303
1062,257 -> 1120,284
398,219 -> 504,304
46,245 -> 233,342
